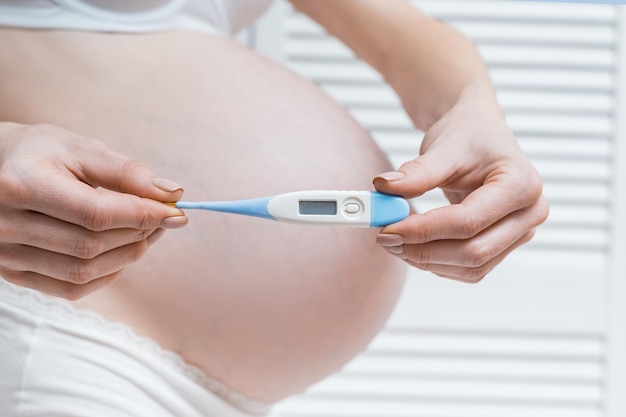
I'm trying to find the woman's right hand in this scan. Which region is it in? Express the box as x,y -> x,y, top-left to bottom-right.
0,122 -> 187,300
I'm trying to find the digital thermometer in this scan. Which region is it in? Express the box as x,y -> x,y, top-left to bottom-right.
173,191 -> 410,227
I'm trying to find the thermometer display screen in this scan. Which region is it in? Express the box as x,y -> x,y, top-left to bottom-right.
299,200 -> 337,215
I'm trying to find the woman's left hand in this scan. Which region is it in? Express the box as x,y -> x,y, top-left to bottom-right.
373,88 -> 549,283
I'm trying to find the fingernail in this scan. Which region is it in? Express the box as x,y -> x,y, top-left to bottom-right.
377,234 -> 405,247
384,245 -> 404,255
147,228 -> 166,245
374,171 -> 405,182
163,204 -> 185,217
160,215 -> 188,229
152,178 -> 184,193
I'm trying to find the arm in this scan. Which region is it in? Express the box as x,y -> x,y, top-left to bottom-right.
290,0 -> 549,282
291,0 -> 492,129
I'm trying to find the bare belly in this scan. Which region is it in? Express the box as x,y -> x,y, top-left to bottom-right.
0,28 -> 406,402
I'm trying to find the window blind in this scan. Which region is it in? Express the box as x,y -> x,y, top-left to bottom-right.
250,2 -> 623,416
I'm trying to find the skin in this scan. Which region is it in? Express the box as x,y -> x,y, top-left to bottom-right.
292,0 -> 549,283
0,0 -> 548,404
0,28 -> 405,401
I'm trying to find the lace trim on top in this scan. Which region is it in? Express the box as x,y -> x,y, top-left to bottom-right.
0,279 -> 272,416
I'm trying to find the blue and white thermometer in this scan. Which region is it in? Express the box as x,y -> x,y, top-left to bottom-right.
173,191 -> 410,228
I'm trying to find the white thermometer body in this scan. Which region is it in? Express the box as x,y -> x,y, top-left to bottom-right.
175,190 -> 410,228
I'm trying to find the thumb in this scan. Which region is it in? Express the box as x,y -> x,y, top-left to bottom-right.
373,152 -> 451,199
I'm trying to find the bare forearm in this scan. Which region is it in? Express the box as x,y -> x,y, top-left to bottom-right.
290,0 -> 499,129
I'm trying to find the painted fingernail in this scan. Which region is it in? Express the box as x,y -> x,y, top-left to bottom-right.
374,171 -> 405,182
152,178 -> 184,193
160,215 -> 188,229
147,228 -> 166,245
377,234 -> 405,247
384,245 -> 404,255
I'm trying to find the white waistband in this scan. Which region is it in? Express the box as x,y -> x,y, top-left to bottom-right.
0,279 -> 272,416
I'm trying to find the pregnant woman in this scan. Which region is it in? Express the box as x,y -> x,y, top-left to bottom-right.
0,1 -> 548,416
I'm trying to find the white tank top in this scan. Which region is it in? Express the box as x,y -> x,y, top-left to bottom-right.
0,0 -> 275,35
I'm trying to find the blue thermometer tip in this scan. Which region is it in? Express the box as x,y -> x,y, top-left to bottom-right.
175,197 -> 275,220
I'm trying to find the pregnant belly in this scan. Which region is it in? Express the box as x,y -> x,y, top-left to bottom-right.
0,29 -> 407,402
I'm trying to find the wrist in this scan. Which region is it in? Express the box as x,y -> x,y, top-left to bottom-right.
409,81 -> 503,130
456,83 -> 505,119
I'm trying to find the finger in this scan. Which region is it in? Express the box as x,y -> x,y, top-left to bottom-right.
0,209 -> 161,259
373,150 -> 458,199
0,269 -> 121,301
380,197 -> 548,266
382,185 -> 548,244
0,133 -> 186,230
25,174 -> 186,231
0,239 -> 151,285
401,230 -> 535,283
